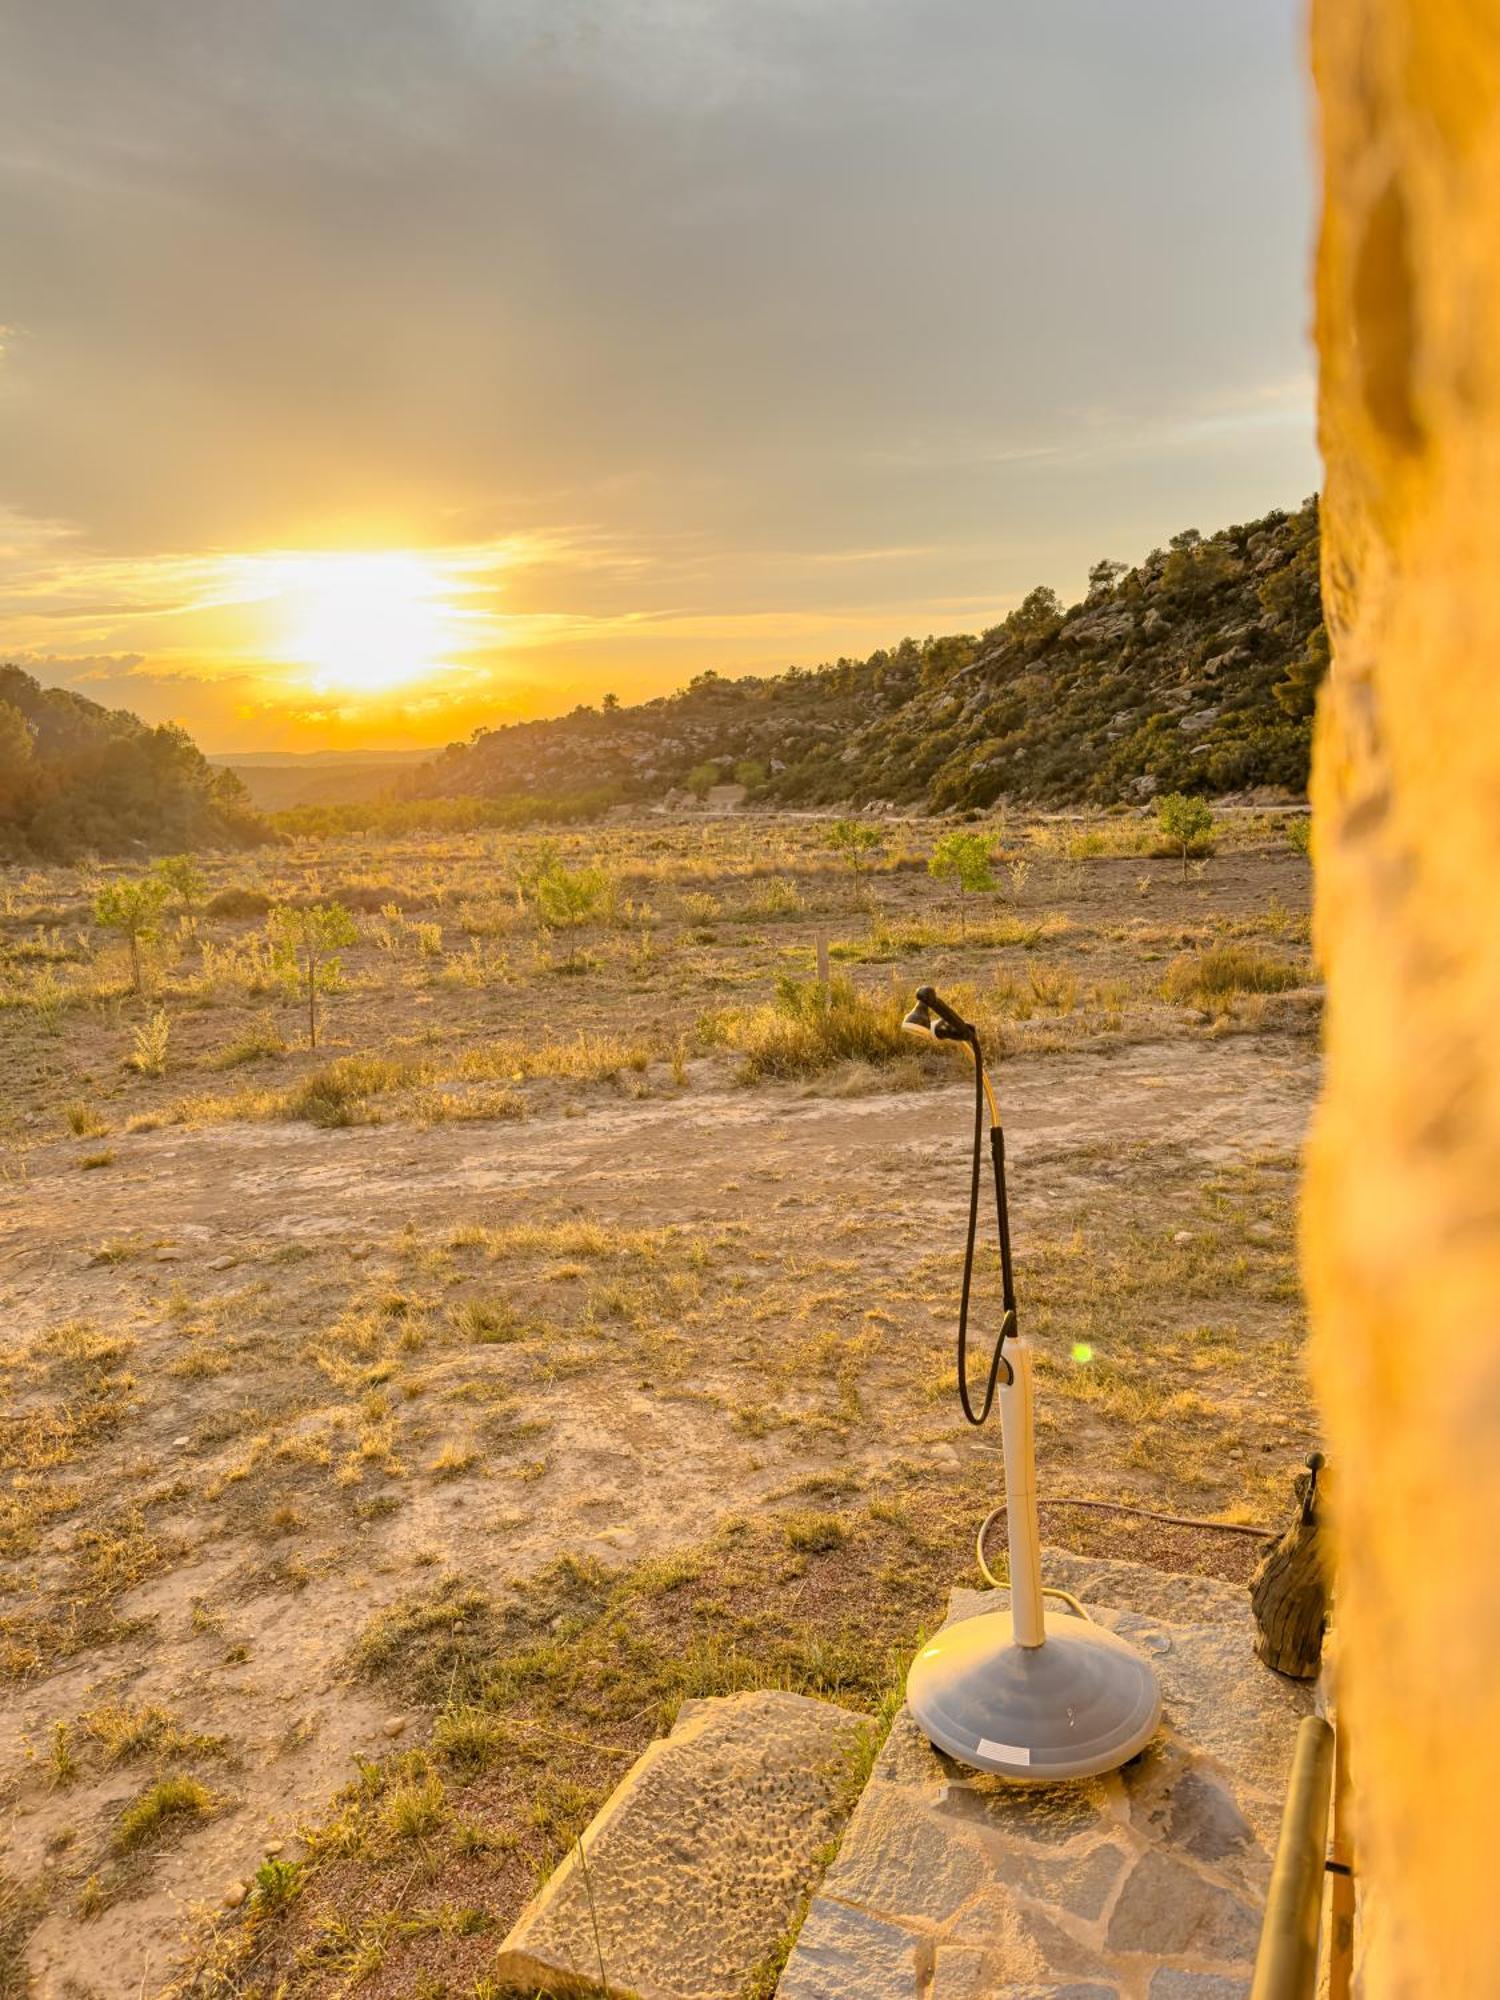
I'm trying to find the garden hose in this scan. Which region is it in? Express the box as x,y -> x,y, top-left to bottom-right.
975,1497 -> 1275,1595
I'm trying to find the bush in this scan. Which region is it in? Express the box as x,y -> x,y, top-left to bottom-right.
1161,946 -> 1303,1005
126,1010 -> 171,1077
327,882 -> 414,914
153,854 -> 206,915
268,901 -> 359,1049
927,830 -> 997,935
269,790 -> 620,839
733,975 -> 908,1081
532,862 -> 616,934
207,887 -> 273,919
210,1013 -> 288,1069
825,820 -> 883,879
280,1056 -> 409,1126
93,876 -> 169,994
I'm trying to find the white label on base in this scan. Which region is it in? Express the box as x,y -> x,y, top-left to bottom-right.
977,1738 -> 1032,1765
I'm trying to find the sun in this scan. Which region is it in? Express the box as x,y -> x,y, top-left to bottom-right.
277,551 -> 456,695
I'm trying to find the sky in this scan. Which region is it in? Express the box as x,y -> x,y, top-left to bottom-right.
0,0 -> 1318,754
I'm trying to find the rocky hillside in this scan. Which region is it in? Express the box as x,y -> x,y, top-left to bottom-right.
419,499 -> 1324,814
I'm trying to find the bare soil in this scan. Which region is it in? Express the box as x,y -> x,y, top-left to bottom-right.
0,813 -> 1319,1998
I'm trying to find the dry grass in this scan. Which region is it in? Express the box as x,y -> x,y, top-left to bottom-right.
1162,944 -> 1305,1005
0,811 -> 1319,1995
721,973 -> 913,1081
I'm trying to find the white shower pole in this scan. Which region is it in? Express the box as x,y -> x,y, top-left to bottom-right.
997,1336 -> 1045,1647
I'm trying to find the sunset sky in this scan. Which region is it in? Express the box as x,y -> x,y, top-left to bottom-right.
0,0 -> 1318,754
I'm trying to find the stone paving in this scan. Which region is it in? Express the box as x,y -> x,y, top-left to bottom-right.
778,1549 -> 1311,2000
492,1687 -> 870,1999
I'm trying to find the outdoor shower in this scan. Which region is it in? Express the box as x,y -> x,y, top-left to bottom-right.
901,985 -> 1160,1781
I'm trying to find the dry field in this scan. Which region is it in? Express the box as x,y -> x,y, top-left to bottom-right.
0,810 -> 1321,1999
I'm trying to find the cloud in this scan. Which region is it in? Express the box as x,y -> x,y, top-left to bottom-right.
0,0 -> 1318,747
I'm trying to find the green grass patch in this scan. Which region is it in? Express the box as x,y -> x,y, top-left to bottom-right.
111,1775 -> 215,1853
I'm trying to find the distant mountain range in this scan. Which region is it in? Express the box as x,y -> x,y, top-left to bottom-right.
208,748 -> 429,812
416,497 -> 1323,813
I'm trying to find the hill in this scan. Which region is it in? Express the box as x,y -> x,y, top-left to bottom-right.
209,749 -> 430,813
0,666 -> 269,860
417,498 -> 1324,814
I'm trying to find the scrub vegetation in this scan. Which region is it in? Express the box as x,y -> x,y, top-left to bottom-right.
0,806 -> 1318,1997
0,666 -> 268,862
413,499 -> 1325,817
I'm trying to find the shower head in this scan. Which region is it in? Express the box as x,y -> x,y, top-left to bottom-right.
902,996 -> 938,1038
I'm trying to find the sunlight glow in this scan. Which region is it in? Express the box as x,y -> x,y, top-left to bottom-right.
270,551 -> 459,695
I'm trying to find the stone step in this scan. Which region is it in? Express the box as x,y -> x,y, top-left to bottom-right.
779,1573 -> 1311,2000
1023,1543 -> 1258,1630
491,1688 -> 871,2000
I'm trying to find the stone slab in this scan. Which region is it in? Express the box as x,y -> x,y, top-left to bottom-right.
492,1688 -> 869,2000
780,1560 -> 1310,2000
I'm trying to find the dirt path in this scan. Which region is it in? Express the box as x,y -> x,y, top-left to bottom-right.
0,1034 -> 1319,1999
7,1034 -> 1314,1253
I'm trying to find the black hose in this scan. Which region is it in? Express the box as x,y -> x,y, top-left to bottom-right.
977,1498 -> 1275,1566
956,1032 -> 1014,1424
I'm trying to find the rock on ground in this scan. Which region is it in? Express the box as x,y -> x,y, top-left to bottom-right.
491,1688 -> 870,2000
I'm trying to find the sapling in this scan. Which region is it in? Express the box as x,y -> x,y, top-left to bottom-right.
93,877 -> 170,996
825,819 -> 883,894
1156,793 -> 1215,879
268,902 -> 358,1049
152,855 -> 206,925
928,830 -> 998,938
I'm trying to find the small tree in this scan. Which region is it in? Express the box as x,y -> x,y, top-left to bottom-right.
928,831 -> 997,937
513,839 -> 562,911
1157,793 -> 1215,878
825,819 -> 883,891
153,854 -> 207,923
685,762 -> 721,801
268,902 -> 358,1049
533,861 -> 614,934
734,758 -> 768,789
93,877 -> 170,996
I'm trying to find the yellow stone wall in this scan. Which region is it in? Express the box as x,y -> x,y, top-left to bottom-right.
1309,2 -> 1500,1988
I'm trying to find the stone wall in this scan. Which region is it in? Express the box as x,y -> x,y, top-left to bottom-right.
1307,3 -> 1500,1989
